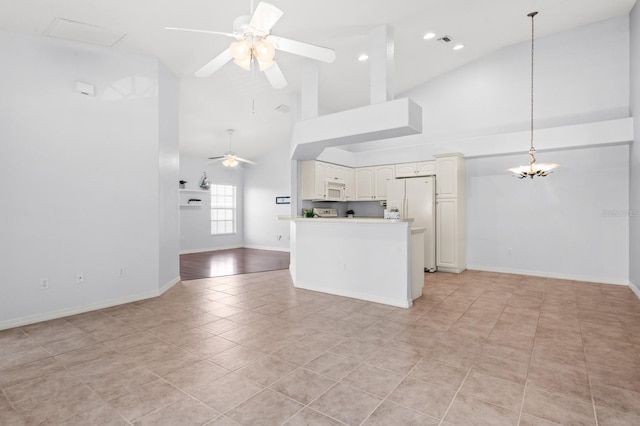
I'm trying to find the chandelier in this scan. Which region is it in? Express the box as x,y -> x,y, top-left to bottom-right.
508,11 -> 559,179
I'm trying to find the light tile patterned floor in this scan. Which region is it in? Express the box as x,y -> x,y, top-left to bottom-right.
1,270 -> 640,425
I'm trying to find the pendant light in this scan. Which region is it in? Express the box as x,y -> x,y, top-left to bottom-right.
508,11 -> 559,179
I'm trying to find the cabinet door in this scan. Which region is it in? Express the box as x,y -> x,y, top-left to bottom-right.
314,161 -> 326,198
415,161 -> 437,176
436,198 -> 457,268
344,168 -> 355,200
374,165 -> 394,199
395,163 -> 416,178
324,163 -> 336,181
332,165 -> 346,182
355,168 -> 374,200
436,157 -> 457,198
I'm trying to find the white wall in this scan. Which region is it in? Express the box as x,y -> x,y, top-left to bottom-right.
342,17 -> 632,285
630,4 -> 640,295
242,143 -> 291,251
158,63 -> 180,288
466,145 -> 629,284
0,31 -> 179,328
179,154 -> 244,253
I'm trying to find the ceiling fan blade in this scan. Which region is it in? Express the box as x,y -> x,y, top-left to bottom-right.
249,2 -> 284,35
165,27 -> 235,38
195,48 -> 233,77
236,156 -> 257,165
207,158 -> 224,164
266,35 -> 336,63
207,156 -> 225,160
264,62 -> 288,89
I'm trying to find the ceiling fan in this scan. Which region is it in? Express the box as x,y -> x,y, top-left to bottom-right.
208,129 -> 256,167
166,1 -> 336,89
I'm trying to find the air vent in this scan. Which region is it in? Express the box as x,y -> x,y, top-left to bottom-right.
44,18 -> 126,47
437,35 -> 452,43
275,104 -> 290,113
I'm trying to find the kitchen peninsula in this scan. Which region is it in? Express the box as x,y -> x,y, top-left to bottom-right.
288,217 -> 425,308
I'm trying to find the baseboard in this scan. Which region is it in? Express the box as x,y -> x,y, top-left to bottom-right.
467,265 -> 629,286
242,244 -> 290,252
293,283 -> 411,308
0,276 -> 181,331
437,266 -> 466,274
629,280 -> 640,299
180,245 -> 242,254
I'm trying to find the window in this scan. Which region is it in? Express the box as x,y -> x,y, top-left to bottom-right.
210,184 -> 236,235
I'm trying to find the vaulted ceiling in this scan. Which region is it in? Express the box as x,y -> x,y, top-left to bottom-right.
1,0 -> 636,160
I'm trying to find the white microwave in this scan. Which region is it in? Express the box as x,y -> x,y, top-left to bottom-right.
324,180 -> 346,201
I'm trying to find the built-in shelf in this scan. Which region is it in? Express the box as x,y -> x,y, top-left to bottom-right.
179,189 -> 209,193
179,188 -> 207,208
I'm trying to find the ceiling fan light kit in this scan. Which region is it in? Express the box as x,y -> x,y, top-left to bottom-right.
508,11 -> 559,179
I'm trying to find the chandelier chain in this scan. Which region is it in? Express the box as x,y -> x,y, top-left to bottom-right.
530,12 -> 535,152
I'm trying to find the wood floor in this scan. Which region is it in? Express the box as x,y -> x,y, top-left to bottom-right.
180,248 -> 290,280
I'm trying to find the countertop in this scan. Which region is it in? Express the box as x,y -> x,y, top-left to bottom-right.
277,215 -> 414,224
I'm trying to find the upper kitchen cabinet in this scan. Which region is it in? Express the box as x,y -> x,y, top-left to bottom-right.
355,167 -> 374,200
395,161 -> 437,178
301,160 -> 326,200
324,163 -> 346,182
355,165 -> 394,201
374,165 -> 394,199
301,160 -> 351,201
344,167 -> 355,201
435,155 -> 465,198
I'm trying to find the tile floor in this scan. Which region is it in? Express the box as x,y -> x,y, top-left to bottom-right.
1,270 -> 640,425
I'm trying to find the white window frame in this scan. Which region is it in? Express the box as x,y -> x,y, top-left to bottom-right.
210,184 -> 236,235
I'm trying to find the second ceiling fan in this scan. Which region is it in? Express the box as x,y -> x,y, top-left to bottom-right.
208,129 -> 256,167
167,1 -> 336,89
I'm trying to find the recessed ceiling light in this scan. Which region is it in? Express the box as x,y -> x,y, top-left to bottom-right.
358,53 -> 369,62
423,32 -> 436,40
453,44 -> 465,50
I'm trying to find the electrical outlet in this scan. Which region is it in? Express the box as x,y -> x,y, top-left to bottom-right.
118,266 -> 126,277
40,278 -> 50,290
507,248 -> 513,255
76,272 -> 85,283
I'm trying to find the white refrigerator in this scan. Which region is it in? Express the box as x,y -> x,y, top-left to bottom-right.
386,177 -> 436,272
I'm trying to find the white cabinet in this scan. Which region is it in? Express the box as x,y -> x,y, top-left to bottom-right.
301,161 -> 351,201
325,163 -> 346,182
435,156 -> 461,198
355,167 -> 374,200
436,198 -> 458,269
435,154 -> 466,273
301,161 -> 325,200
344,168 -> 355,201
395,161 -> 437,178
355,165 -> 394,200
374,165 -> 394,199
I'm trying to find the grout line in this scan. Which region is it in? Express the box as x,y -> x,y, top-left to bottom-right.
515,285 -> 543,426
579,291 -> 601,426
437,365 -> 473,426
